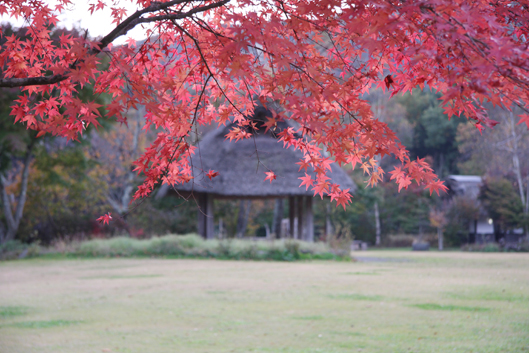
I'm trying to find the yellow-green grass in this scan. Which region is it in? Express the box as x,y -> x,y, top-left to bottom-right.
0,251 -> 528,353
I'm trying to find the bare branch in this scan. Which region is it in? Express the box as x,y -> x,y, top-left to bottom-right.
0,0 -> 231,88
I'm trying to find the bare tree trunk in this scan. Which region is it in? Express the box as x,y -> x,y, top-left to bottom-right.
507,112 -> 526,207
0,142 -> 34,243
526,175 -> 529,215
374,201 -> 381,246
236,200 -> 251,238
512,153 -> 525,206
104,108 -> 144,236
525,176 -> 529,237
506,111 -> 528,236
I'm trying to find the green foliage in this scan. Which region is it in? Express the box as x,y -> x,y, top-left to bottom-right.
461,240 -> 529,252
0,240 -> 40,260
443,196 -> 480,247
69,234 -> 348,261
379,182 -> 434,236
461,243 -> 501,252
397,90 -> 466,177
149,196 -> 198,235
322,184 -> 376,243
18,146 -> 106,243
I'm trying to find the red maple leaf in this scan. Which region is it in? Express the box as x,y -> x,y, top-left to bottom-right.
263,116 -> 278,133
475,123 -> 485,135
264,171 -> 277,183
298,173 -> 314,190
206,170 -> 219,180
517,114 -> 529,129
332,189 -> 351,210
425,180 -> 448,196
97,212 -> 112,225
384,75 -> 394,89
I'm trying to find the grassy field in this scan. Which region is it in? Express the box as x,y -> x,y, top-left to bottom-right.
0,251 -> 528,353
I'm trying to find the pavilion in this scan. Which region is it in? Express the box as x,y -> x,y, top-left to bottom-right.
156,107 -> 356,241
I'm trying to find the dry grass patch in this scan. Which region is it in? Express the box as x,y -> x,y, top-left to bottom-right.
0,251 -> 528,353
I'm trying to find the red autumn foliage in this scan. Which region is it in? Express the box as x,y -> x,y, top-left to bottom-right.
2,0 -> 529,214
264,171 -> 277,183
206,170 -> 219,180
96,212 -> 113,225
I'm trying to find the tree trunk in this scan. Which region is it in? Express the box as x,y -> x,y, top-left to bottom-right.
236,200 -> 251,238
0,142 -> 34,243
374,201 -> 381,246
506,111 -> 528,236
507,112 -> 526,208
0,222 -> 5,244
526,176 -> 529,237
105,107 -> 143,229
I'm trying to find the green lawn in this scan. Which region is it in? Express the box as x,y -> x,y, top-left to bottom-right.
0,251 -> 528,353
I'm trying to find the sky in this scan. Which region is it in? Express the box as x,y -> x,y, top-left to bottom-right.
0,1 -> 150,45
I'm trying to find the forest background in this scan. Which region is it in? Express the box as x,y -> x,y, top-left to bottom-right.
1,23 -> 528,249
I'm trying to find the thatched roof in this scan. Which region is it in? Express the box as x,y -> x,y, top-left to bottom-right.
157,108 -> 356,198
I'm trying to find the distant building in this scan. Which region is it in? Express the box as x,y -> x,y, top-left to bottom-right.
446,175 -> 525,245
446,175 -> 494,243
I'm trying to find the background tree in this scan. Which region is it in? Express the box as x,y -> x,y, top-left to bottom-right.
86,107 -> 147,234
19,143 -> 106,244
0,24 -> 36,243
480,178 -> 525,234
458,105 -> 529,233
398,90 -> 465,178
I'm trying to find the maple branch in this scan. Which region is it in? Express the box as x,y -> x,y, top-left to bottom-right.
0,75 -> 68,88
99,0 -> 231,49
171,21 -> 246,118
0,0 -> 231,88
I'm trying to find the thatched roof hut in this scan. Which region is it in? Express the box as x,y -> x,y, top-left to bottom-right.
157,107 -> 356,240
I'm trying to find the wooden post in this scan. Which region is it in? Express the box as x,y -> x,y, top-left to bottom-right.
305,196 -> 314,242
325,202 -> 333,237
197,193 -> 206,239
272,198 -> 284,239
205,194 -> 214,240
289,196 -> 295,238
374,201 -> 381,246
297,195 -> 304,240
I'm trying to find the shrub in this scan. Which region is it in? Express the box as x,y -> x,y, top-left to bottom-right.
382,234 -> 415,247
461,243 -> 501,252
0,240 -> 41,260
69,234 -> 348,261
